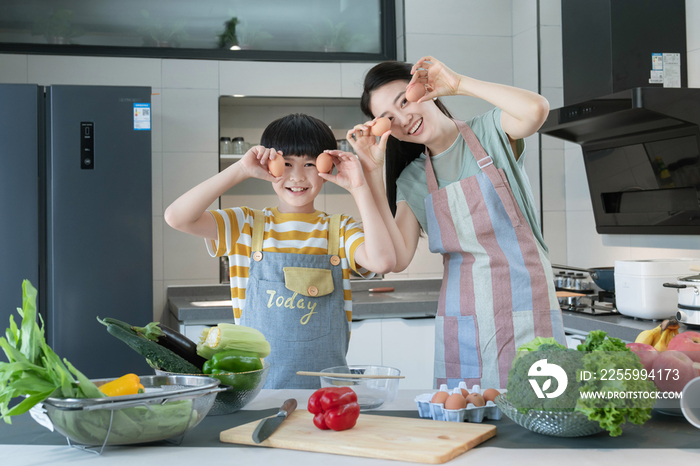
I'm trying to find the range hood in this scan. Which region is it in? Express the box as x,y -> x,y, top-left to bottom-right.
539,0 -> 700,235
539,87 -> 700,145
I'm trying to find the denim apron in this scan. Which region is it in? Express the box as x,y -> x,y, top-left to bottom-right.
425,119 -> 566,390
241,210 -> 349,389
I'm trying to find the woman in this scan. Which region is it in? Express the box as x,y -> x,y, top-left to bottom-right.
348,56 -> 566,390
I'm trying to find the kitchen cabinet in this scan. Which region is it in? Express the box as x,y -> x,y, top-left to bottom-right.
347,317 -> 435,390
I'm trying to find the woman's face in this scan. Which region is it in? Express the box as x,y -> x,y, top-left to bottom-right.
368,80 -> 444,145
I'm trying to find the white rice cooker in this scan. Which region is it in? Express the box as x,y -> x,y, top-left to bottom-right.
664,274 -> 700,326
614,258 -> 700,320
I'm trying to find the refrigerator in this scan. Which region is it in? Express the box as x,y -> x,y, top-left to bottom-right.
0,84 -> 153,378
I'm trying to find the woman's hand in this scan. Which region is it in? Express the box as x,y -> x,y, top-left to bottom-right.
346,121 -> 391,175
408,56 -> 463,102
237,145 -> 281,182
317,150 -> 366,193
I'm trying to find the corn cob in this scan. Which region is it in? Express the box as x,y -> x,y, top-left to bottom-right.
197,323 -> 271,359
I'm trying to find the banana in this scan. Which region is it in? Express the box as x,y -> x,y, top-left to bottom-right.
654,329 -> 673,351
635,324 -> 662,345
652,319 -> 680,351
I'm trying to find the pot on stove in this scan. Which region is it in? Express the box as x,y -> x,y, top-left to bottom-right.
664,275 -> 700,326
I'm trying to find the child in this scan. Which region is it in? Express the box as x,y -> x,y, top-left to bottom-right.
164,114 -> 396,388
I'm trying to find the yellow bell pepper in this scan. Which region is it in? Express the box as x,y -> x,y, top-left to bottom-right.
98,373 -> 141,397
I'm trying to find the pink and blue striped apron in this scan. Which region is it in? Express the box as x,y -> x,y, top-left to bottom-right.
425,119 -> 565,390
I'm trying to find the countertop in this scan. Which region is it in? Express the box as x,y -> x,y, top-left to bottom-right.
167,279 -> 442,323
167,280 -> 676,342
2,389 -> 699,465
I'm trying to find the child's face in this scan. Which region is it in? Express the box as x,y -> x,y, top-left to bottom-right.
272,154 -> 326,213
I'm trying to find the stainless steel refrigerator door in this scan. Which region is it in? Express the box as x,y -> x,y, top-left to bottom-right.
46,85 -> 152,378
0,84 -> 42,323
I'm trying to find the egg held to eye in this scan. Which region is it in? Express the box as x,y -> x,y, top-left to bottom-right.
268,155 -> 285,177
371,117 -> 391,136
405,83 -> 426,102
430,391 -> 449,404
316,152 -> 333,173
444,393 -> 467,410
482,388 -> 501,403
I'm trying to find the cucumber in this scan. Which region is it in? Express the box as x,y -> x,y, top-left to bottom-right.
100,320 -> 202,374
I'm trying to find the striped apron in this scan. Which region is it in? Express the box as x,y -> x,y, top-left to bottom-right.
241,210 -> 349,389
426,119 -> 565,390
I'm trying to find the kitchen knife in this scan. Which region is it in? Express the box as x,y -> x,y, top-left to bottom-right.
252,398 -> 297,444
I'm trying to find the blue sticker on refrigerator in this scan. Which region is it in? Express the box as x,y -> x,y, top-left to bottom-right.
133,103 -> 151,130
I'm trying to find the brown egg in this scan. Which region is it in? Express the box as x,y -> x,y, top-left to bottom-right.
316,152 -> 333,173
430,391 -> 449,404
460,388 -> 469,397
444,393 -> 467,410
371,117 -> 391,136
482,388 -> 501,403
405,83 -> 426,102
268,154 -> 285,177
465,393 -> 485,407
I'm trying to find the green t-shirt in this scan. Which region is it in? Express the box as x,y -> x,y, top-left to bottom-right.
396,107 -> 548,252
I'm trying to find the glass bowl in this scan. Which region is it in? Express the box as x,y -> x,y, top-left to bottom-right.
495,393 -> 605,437
319,365 -> 400,410
155,361 -> 270,416
42,374 -> 221,447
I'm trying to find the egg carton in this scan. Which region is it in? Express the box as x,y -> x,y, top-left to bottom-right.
414,383 -> 504,423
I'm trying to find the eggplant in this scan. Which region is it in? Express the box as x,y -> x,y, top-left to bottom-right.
133,321 -> 208,370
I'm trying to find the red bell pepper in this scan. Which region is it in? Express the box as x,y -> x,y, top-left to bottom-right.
308,387 -> 360,431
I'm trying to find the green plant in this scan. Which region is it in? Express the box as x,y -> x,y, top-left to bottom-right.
31,9 -> 84,44
139,9 -> 187,47
218,16 -> 239,48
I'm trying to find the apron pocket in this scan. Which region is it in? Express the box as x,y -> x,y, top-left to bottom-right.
434,315 -> 482,380
247,276 -> 332,342
283,267 -> 334,297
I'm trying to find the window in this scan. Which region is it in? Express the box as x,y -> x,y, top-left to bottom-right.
0,0 -> 396,61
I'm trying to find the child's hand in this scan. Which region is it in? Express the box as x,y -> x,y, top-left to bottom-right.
238,145 -> 282,182
317,150 -> 366,193
346,120 -> 390,175
407,56 -> 462,102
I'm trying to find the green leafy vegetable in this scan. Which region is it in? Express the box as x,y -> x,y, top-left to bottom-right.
576,330 -> 628,352
0,280 -> 104,424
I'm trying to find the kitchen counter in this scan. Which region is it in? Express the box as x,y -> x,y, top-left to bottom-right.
167,279 -> 442,323
2,389 -> 699,465
167,280 -> 671,342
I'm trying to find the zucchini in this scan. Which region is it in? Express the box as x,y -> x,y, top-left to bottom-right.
98,318 -> 202,374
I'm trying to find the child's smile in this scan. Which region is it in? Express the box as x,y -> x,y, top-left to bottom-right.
272,154 -> 325,213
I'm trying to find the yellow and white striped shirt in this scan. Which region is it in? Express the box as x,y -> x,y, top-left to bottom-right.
205,207 -> 373,325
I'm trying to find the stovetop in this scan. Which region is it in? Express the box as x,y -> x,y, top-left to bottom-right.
559,290 -> 619,315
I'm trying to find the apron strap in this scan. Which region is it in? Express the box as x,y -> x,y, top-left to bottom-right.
424,119 -> 500,194
328,214 -> 341,256
251,209 -> 265,252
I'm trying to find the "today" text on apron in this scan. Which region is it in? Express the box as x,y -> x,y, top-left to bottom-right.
266,290 -> 318,325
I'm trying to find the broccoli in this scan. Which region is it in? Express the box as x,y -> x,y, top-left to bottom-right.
506,332 -> 658,437
506,348 -> 583,413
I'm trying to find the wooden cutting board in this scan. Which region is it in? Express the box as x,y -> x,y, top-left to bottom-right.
220,410 -> 496,464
